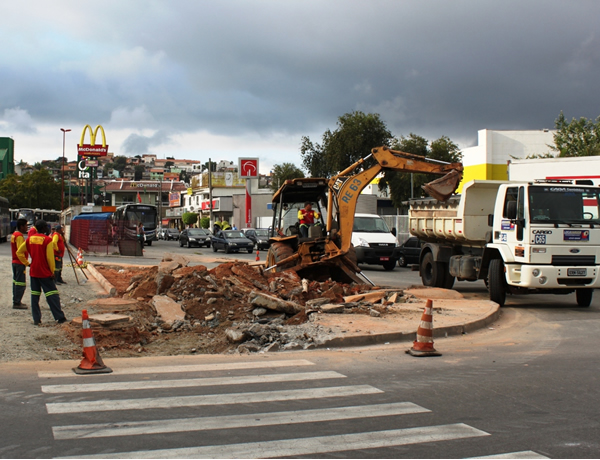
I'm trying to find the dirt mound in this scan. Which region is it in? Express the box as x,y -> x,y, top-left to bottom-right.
80,259 -> 412,356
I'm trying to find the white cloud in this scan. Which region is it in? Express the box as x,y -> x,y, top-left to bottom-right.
1,107 -> 37,134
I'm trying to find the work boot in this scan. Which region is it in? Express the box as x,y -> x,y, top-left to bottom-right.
13,303 -> 28,310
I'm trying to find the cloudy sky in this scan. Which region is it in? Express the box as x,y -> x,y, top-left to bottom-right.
1,0 -> 600,172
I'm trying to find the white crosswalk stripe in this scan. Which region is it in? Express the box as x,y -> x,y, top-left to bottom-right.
42,370 -> 346,394
40,358 -> 544,458
52,402 -> 430,439
46,384 -> 383,414
38,358 -> 314,378
63,424 -> 489,459
469,451 -> 550,459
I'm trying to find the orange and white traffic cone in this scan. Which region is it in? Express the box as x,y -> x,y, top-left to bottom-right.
256,250 -> 260,261
76,248 -> 84,266
406,299 -> 442,357
73,310 -> 113,374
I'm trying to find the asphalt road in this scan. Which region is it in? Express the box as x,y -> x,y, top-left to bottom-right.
1,239 -> 598,458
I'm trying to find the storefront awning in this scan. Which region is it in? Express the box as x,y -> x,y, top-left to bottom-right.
161,218 -> 171,225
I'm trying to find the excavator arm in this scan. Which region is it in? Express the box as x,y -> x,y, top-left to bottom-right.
326,146 -> 463,255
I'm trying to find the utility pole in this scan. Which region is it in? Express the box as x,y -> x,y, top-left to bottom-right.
208,158 -> 213,227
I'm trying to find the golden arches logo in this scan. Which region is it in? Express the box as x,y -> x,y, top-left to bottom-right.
77,124 -> 109,157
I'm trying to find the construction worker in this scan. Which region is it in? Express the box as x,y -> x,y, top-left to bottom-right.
298,202 -> 320,238
17,220 -> 67,326
51,225 -> 66,284
11,218 -> 29,309
221,220 -> 231,230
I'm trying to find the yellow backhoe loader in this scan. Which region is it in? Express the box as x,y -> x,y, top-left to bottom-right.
265,146 -> 463,284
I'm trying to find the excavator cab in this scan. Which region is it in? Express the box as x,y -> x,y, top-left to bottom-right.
266,146 -> 464,284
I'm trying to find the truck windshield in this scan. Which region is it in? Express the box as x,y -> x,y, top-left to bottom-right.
529,185 -> 600,223
353,217 -> 391,233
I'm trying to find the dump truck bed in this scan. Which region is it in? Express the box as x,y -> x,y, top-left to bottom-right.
409,180 -> 506,244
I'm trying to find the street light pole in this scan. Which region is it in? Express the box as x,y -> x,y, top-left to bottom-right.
60,128 -> 71,214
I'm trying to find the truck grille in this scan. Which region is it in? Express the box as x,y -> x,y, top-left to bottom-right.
551,255 -> 596,266
369,243 -> 395,248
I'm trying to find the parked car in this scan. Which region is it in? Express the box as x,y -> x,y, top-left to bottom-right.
211,230 -> 254,253
398,237 -> 422,267
179,228 -> 212,248
163,228 -> 180,240
244,228 -> 271,250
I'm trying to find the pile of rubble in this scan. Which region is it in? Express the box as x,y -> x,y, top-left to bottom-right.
90,255 -> 417,354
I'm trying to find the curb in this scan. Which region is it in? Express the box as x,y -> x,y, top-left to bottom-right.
317,304 -> 502,349
86,263 -> 118,297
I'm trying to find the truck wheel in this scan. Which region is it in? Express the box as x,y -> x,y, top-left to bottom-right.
383,260 -> 396,271
267,242 -> 296,271
488,259 -> 507,307
420,252 -> 441,287
576,289 -> 593,307
398,255 -> 407,267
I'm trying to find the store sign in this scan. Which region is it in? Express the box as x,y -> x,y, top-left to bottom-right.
239,158 -> 259,178
78,124 -> 109,157
169,192 -> 181,207
201,198 -> 220,211
77,158 -> 90,179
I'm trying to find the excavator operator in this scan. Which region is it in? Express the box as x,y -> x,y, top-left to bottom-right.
298,202 -> 320,238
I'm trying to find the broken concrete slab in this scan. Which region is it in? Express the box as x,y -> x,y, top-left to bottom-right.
151,295 -> 186,326
343,290 -> 388,303
249,291 -> 302,315
71,313 -> 132,326
321,304 -> 345,314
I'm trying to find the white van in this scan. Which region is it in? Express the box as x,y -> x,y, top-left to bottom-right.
351,213 -> 400,271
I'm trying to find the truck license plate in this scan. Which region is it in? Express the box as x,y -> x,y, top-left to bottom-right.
567,268 -> 587,277
380,257 -> 390,261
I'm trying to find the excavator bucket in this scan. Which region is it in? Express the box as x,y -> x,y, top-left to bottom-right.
421,169 -> 463,201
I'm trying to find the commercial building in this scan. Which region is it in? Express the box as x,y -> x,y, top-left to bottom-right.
460,129 -> 555,190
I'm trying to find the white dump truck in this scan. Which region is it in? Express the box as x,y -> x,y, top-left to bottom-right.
409,179 -> 600,307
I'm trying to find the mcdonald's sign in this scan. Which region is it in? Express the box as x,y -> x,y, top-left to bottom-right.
77,124 -> 109,157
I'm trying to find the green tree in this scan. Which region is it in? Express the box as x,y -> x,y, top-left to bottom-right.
270,163 -> 305,192
200,216 -> 210,229
0,170 -> 62,209
379,134 -> 462,209
112,156 -> 128,174
182,212 -> 198,227
134,165 -> 145,181
300,111 -> 393,178
552,111 -> 600,157
165,161 -> 174,169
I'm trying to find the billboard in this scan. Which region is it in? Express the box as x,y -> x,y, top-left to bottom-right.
78,124 -> 109,157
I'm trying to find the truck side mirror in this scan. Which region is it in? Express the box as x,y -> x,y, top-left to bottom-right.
506,201 -> 517,220
488,214 -> 494,226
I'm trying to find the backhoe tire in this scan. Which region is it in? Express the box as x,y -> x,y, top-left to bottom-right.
267,242 -> 296,272
488,259 -> 507,307
420,251 -> 442,287
576,289 -> 593,307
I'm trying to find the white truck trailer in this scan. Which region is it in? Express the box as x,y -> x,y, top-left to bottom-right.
409,179 -> 600,307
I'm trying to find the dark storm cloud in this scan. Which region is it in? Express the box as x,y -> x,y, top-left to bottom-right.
3,0 -> 600,155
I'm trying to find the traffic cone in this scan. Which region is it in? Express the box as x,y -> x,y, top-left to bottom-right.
256,250 -> 260,261
406,299 -> 442,357
73,310 -> 113,375
76,248 -> 84,266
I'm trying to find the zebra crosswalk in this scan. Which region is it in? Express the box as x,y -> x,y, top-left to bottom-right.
38,358 -> 549,459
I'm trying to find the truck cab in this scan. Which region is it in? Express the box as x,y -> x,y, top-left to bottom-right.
410,179 -> 600,307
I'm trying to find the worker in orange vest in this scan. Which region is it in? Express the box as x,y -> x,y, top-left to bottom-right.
298,202 -> 320,238
51,225 -> 66,284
